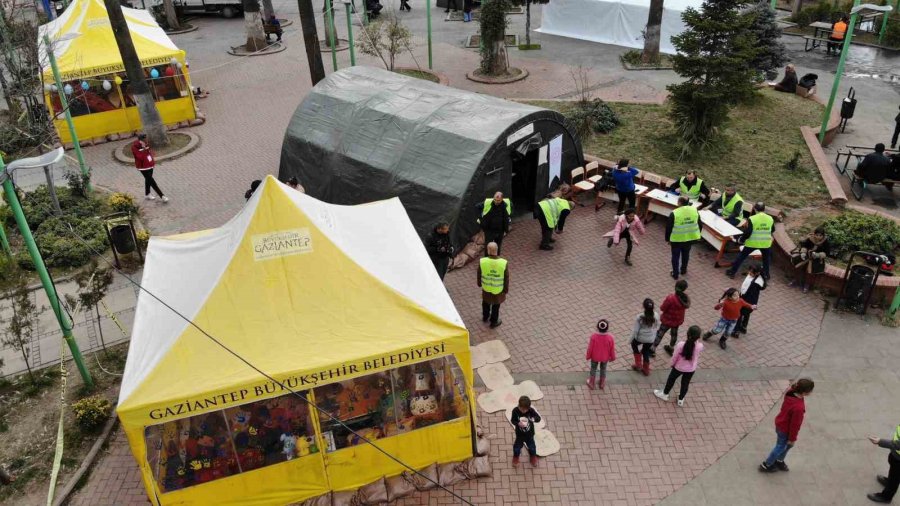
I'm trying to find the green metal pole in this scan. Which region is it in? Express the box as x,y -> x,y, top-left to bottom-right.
819,0 -> 861,144
326,0 -> 338,71
426,0 -> 433,69
0,216 -> 10,256
345,3 -> 356,66
43,34 -> 91,193
770,0 -> 777,9
362,0 -> 368,24
879,0 -> 897,43
889,284 -> 900,317
0,169 -> 93,389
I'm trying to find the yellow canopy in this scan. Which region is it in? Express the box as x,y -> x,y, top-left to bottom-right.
39,0 -> 183,81
117,177 -> 475,504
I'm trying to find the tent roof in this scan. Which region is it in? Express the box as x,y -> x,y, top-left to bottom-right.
117,176 -> 466,420
38,0 -> 182,80
283,66 -> 544,198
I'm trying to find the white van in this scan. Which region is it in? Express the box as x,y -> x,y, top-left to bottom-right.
173,0 -> 243,18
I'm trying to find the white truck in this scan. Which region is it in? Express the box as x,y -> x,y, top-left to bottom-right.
172,0 -> 243,18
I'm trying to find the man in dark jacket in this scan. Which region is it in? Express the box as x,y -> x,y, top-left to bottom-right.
891,106 -> 900,149
856,143 -> 893,189
867,425 -> 900,503
425,222 -> 454,281
479,191 -> 510,255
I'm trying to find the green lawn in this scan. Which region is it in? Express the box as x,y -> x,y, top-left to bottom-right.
528,89 -> 831,210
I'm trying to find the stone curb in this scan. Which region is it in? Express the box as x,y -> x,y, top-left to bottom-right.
164,24 -> 199,35
51,414 -> 119,506
227,41 -> 288,57
394,66 -> 450,86
800,125 -> 848,206
113,131 -> 201,166
466,67 -> 529,84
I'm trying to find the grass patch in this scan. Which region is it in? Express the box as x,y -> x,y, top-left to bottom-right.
527,89 -> 831,210
394,68 -> 440,83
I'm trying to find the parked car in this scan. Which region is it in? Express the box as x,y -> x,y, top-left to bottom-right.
173,0 -> 243,18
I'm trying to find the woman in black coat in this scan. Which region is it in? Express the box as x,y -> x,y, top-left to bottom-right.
425,223 -> 454,280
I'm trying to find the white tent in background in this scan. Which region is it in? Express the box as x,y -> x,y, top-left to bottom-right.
536,0 -> 704,54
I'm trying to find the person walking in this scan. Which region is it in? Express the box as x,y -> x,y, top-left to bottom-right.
479,192 -> 511,255
477,242 -> 508,328
425,222 -> 454,280
703,183 -> 743,226
509,396 -> 542,467
666,196 -> 702,280
462,0 -> 472,21
892,106 -> 900,149
656,280 -> 690,356
702,287 -> 756,350
131,133 -> 168,202
444,0 -> 458,13
603,208 -> 645,266
611,159 -> 640,216
399,0 -> 411,11
759,378 -> 815,473
630,298 -> 659,377
726,202 -> 774,280
653,325 -> 703,407
733,264 -> 765,337
667,169 -> 711,204
866,423 -> 900,503
534,193 -> 572,251
585,319 -> 616,391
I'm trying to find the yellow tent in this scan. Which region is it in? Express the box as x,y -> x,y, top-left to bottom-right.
38,0 -> 196,143
117,176 -> 476,505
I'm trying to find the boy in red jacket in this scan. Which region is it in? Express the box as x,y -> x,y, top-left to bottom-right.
760,378 -> 815,472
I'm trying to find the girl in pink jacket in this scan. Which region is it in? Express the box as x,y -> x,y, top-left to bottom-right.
586,319 -> 616,390
603,208 -> 646,266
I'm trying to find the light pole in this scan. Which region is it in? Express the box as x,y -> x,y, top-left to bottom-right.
1,152 -> 94,388
818,3 -> 893,143
343,0 -> 356,65
426,0 -> 433,69
325,0 -> 339,71
43,33 -> 92,192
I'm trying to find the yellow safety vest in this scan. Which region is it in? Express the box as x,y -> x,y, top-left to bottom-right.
480,257 -> 507,295
482,198 -> 512,217
893,425 -> 900,457
538,199 -> 559,229
745,213 -> 774,249
555,197 -> 571,212
670,206 -> 701,243
679,177 -> 703,198
721,192 -> 743,216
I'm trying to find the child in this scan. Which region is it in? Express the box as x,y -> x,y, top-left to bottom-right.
733,264 -> 766,338
603,208 -> 646,266
630,298 -> 659,376
585,319 -> 616,390
702,288 -> 756,350
653,325 -> 703,407
509,396 -> 542,467
655,280 -> 690,357
759,378 -> 815,473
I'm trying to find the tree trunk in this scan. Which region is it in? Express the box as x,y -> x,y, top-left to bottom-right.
525,1 -> 531,46
163,0 -> 182,31
297,0 -> 326,84
103,0 -> 169,147
262,0 -> 275,20
792,0 -> 802,18
243,0 -> 268,51
323,11 -> 336,49
641,0 -> 664,64
0,68 -> 16,114
489,38 -> 508,75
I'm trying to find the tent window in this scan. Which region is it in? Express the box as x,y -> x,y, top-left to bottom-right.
314,356 -> 470,454
49,77 -> 122,118
143,391 -> 319,494
147,65 -> 188,102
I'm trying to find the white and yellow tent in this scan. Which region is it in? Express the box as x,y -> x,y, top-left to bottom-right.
117,176 -> 475,505
38,0 -> 195,143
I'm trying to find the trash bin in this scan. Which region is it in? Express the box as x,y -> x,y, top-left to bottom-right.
843,264 -> 875,311
840,97 -> 857,119
109,224 -> 136,254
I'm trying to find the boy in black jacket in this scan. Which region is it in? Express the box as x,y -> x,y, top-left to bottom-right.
733,264 -> 766,337
510,396 -> 542,467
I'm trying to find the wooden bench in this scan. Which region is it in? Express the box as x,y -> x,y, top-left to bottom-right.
804,35 -> 834,52
836,145 -> 900,176
849,172 -> 899,200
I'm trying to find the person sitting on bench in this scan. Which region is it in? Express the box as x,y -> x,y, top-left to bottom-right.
855,143 -> 893,189
768,64 -> 797,94
828,15 -> 848,56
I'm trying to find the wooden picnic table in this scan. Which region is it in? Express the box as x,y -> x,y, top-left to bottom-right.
809,21 -> 833,39
642,189 -> 701,223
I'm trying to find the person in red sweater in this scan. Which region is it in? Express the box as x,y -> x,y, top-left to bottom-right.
131,133 -> 169,202
702,287 -> 756,350
760,378 -> 815,472
585,319 -> 616,390
654,279 -> 691,357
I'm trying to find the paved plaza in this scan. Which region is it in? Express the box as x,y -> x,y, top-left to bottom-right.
6,3 -> 900,505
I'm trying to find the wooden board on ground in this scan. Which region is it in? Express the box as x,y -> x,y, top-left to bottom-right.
470,340 -> 511,369
476,380 -> 545,413
477,362 -> 515,390
534,429 -> 561,457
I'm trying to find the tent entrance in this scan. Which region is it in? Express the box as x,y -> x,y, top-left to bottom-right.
511,145 -> 540,215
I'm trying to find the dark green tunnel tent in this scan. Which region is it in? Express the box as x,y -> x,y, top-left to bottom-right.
279,66 -> 583,248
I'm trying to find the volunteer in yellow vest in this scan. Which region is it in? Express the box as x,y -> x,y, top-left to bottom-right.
666,196 -> 702,280
479,191 -> 511,255
828,15 -> 849,56
667,170 -> 711,204
726,202 -> 774,280
704,183 -> 744,226
534,191 -> 573,251
866,424 -> 900,503
477,242 -> 509,328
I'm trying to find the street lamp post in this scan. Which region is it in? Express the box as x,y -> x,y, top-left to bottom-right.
426,0 -> 433,69
325,0 -> 339,71
43,33 -> 92,192
344,0 -> 356,65
1,152 -> 94,388
819,2 -> 893,143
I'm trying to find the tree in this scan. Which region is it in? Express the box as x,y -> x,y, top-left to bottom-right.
666,0 -> 758,157
72,262 -> 114,357
297,0 -> 326,85
510,0 -> 549,47
103,0 -> 170,147
162,0 -> 182,31
356,14 -> 413,71
479,0 -> 511,75
746,1 -> 786,77
262,0 -> 275,20
242,0 -> 268,51
1,282 -> 45,384
641,0 -> 665,63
